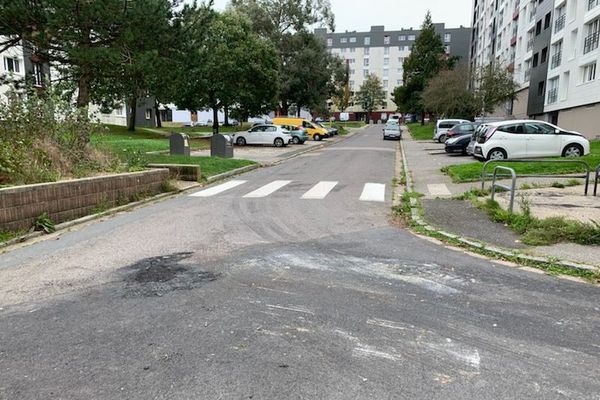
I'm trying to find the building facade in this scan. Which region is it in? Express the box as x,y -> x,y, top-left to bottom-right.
0,36 -> 51,100
471,0 -> 600,138
316,24 -> 471,119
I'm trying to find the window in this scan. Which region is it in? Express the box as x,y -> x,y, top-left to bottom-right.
348,58 -> 355,64
115,106 -> 124,116
350,69 -> 355,75
398,57 -> 404,63
541,47 -> 548,63
499,124 -> 525,134
145,109 -> 152,120
3,57 -> 20,73
349,80 -> 355,87
32,63 -> 43,86
384,35 -> 390,45
583,63 -> 597,82
350,37 -> 356,43
340,37 -> 347,43
538,81 -> 545,96
341,48 -> 346,53
536,20 -> 542,35
364,36 -> 371,45
397,68 -> 403,73
350,47 -> 355,53
327,38 -> 333,47
544,12 -> 551,30
397,79 -> 402,85
399,45 -> 406,51
445,45 -> 451,54
398,35 -> 406,41
408,34 -> 416,40
547,77 -> 559,104
383,79 -> 389,88
364,47 -> 370,55
364,58 -> 370,67
363,69 -> 370,77
383,58 -> 389,66
383,68 -> 389,77
384,47 -> 390,55
584,19 -> 600,54
524,122 -> 555,134
533,53 -> 539,67
444,33 -> 452,42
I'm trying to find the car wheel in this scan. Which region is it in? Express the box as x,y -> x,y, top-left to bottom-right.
562,144 -> 583,158
236,137 -> 246,146
274,137 -> 284,147
383,135 -> 387,140
438,134 -> 447,143
292,136 -> 300,144
487,148 -> 507,160
314,134 -> 321,141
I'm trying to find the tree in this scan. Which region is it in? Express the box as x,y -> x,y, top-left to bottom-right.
172,9 -> 279,133
0,0 -> 132,108
474,63 -> 518,116
355,74 -> 386,122
421,67 -> 477,120
331,60 -> 352,112
397,11 -> 452,124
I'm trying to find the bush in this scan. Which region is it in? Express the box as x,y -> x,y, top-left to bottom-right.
0,86 -> 117,185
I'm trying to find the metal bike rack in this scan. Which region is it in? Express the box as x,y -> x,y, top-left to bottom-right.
481,159 -> 591,196
490,166 -> 517,213
594,165 -> 600,196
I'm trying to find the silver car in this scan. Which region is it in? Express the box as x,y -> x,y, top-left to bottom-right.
383,124 -> 402,140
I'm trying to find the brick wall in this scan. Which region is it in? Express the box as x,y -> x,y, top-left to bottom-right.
0,169 -> 169,232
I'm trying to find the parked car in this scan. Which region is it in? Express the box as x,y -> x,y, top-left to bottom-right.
248,116 -> 272,125
433,119 -> 471,143
314,121 -> 338,136
232,124 -> 293,147
445,134 -> 472,155
276,124 -> 309,144
473,120 -> 590,160
383,124 -> 402,140
466,124 -> 489,155
446,122 -> 479,139
272,117 -> 329,141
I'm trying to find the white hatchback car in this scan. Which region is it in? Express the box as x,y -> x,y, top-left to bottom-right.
473,120 -> 590,160
433,119 -> 471,143
232,124 -> 293,147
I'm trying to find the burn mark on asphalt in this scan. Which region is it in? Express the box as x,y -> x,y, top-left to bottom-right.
123,252 -> 221,297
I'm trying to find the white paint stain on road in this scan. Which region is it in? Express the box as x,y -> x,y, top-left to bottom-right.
266,304 -> 315,315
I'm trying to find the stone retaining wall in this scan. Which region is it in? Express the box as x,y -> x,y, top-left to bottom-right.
0,169 -> 169,232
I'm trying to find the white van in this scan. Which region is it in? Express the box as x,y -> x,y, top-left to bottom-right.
433,119 -> 471,143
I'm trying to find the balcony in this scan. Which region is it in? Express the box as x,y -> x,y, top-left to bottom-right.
511,35 -> 518,46
584,31 -> 600,54
551,51 -> 562,69
554,14 -> 566,33
524,69 -> 531,81
547,87 -> 558,104
529,9 -> 536,22
527,38 -> 534,51
589,0 -> 599,11
508,62 -> 515,72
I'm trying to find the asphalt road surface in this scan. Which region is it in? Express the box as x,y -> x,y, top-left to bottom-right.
0,126 -> 599,399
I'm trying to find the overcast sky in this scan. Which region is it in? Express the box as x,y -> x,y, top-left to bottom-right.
205,0 -> 473,31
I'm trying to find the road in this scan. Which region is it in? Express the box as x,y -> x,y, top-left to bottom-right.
0,126 -> 599,399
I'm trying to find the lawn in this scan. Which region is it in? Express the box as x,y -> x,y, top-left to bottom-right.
407,122 -> 434,140
145,154 -> 255,178
443,141 -> 600,183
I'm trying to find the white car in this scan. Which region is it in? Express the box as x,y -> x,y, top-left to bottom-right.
383,124 -> 402,140
433,119 -> 471,143
232,124 -> 293,147
473,120 -> 590,160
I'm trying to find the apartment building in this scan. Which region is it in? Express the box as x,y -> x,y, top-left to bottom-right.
316,24 -> 471,120
0,37 -> 50,100
471,0 -> 600,138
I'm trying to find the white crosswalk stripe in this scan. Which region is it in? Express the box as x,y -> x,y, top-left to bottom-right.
301,181 -> 338,200
359,183 -> 386,202
190,180 -> 247,197
243,180 -> 292,198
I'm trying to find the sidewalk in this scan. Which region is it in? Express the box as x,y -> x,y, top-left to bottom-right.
401,126 -> 600,268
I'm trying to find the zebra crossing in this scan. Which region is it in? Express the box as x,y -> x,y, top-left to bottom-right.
190,180 -> 387,202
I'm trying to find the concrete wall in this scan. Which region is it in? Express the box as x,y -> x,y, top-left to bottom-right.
557,103 -> 600,139
0,169 -> 169,232
512,88 -> 530,119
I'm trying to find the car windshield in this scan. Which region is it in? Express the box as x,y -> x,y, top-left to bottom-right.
386,125 -> 400,131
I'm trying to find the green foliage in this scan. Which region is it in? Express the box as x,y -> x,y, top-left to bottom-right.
355,74 -> 386,119
0,230 -> 25,243
474,63 -> 518,116
406,122 -> 435,140
0,88 -> 117,185
161,180 -> 178,193
34,213 -> 56,234
421,67 -> 477,119
396,12 -> 451,118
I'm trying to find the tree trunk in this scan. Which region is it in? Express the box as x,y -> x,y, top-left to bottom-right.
127,97 -> 137,132
224,105 -> 230,126
76,73 -> 91,108
212,105 -> 219,135
421,111 -> 425,126
297,105 -> 301,117
154,99 -> 162,128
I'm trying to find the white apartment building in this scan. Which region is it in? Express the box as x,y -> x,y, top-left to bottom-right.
317,24 -> 471,120
471,0 -> 600,138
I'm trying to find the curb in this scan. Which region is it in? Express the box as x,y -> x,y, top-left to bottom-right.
205,164 -> 261,183
399,129 -> 600,275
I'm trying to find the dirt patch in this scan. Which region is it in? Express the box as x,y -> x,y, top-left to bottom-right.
123,252 -> 220,297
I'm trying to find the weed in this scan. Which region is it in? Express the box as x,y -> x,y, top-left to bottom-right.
551,182 -> 565,189
34,213 -> 56,234
92,198 -> 112,214
161,180 -> 178,193
0,230 -> 24,243
520,183 -> 532,190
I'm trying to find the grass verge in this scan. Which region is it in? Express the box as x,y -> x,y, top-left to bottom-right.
145,154 -> 255,178
0,230 -> 26,244
406,122 -> 435,140
443,141 -> 600,183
